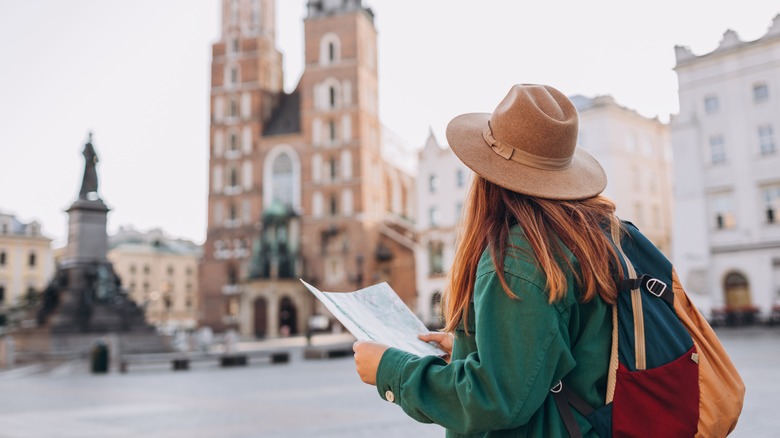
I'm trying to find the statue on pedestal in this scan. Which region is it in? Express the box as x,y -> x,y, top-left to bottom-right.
79,133 -> 99,200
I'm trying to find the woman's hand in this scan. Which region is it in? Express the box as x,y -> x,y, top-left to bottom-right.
352,341 -> 389,385
419,331 -> 454,363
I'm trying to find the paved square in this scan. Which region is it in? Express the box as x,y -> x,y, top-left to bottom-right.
0,328 -> 777,437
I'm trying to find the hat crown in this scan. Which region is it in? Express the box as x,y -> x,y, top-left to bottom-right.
489,84 -> 578,160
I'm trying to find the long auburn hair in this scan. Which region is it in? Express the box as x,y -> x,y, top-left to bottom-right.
442,176 -> 625,333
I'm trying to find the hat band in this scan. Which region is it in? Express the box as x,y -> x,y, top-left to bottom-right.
483,122 -> 573,171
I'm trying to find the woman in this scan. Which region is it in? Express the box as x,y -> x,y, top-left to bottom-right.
353,84 -> 626,437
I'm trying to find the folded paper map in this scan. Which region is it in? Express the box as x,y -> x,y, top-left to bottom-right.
301,280 -> 446,357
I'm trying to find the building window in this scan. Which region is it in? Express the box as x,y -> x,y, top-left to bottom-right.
231,38 -> 239,54
0,251 -> 5,266
764,185 -> 780,224
456,202 -> 463,219
753,83 -> 769,102
129,264 -> 136,274
28,252 -> 36,267
704,95 -> 719,114
328,120 -> 337,143
319,34 -> 341,65
0,285 -> 5,304
129,282 -> 136,293
229,166 -> 239,188
229,203 -> 238,224
230,132 -> 238,152
456,169 -> 466,188
430,206 -> 440,227
329,195 -> 338,216
143,282 -> 150,293
429,174 -> 439,193
428,241 -> 444,275
167,265 -> 174,276
709,135 -> 726,164
230,97 -> 238,118
759,125 -> 776,155
625,132 -> 637,152
230,67 -> 238,85
710,193 -> 736,230
329,157 -> 338,181
144,265 -> 150,275
231,0 -> 239,24
329,86 -> 337,109
271,153 -> 294,207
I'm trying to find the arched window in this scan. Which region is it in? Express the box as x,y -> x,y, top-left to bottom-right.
271,153 -> 294,207
319,33 -> 341,65
229,166 -> 239,188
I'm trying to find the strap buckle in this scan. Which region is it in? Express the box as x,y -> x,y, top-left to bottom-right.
645,278 -> 668,298
551,381 -> 563,393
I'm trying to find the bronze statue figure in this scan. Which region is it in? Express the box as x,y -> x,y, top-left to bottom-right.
79,133 -> 99,199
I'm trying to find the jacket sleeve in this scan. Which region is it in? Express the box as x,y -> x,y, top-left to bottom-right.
375,271 -> 576,434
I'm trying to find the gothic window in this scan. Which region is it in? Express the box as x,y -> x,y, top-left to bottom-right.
329,195 -> 338,216
319,33 -> 341,65
271,153 -> 294,207
229,166 -> 239,188
229,203 -> 238,224
328,120 -> 337,143
329,157 -> 338,181
230,0 -> 239,24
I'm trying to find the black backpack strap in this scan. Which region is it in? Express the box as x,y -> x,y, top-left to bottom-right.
551,381 -> 594,438
619,274 -> 674,306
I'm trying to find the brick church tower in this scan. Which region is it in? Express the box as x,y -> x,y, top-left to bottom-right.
201,0 -> 417,336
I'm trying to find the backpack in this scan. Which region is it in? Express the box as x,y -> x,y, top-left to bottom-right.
552,221 -> 745,437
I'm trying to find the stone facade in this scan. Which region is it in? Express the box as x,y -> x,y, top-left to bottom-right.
671,15 -> 780,319
571,94 -> 674,255
413,131 -> 472,328
108,226 -> 201,332
0,213 -> 54,315
201,0 -> 416,336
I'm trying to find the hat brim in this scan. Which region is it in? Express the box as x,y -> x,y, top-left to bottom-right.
446,113 -> 607,201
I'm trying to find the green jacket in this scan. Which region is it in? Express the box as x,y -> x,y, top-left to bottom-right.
376,226 -> 611,437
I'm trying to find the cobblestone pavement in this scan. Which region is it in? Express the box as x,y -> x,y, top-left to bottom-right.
0,328 -> 776,437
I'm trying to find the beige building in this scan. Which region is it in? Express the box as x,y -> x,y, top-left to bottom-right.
414,130 -> 472,328
672,15 -> 780,318
201,0 -> 417,337
108,226 -> 201,332
0,212 -> 54,313
571,95 -> 674,255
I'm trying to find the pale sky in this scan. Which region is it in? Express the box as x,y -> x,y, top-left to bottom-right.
1,1 -> 778,247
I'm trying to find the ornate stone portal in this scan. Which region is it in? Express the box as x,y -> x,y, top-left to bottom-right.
16,135 -> 168,355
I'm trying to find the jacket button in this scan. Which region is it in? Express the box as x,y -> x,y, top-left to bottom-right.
385,390 -> 395,403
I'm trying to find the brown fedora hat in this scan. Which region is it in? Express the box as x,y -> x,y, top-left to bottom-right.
446,84 -> 606,200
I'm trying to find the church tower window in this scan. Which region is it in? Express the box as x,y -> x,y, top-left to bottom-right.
272,153 -> 294,207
